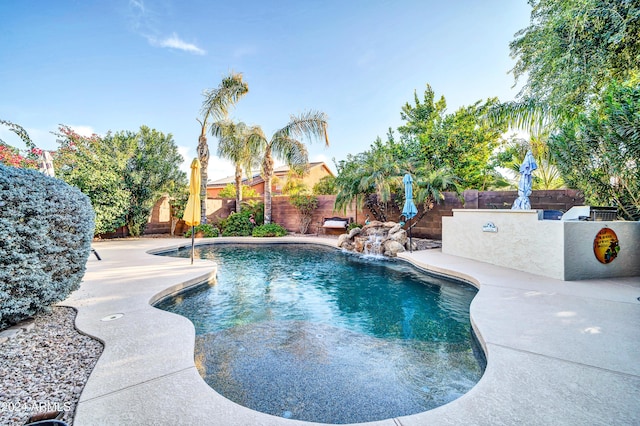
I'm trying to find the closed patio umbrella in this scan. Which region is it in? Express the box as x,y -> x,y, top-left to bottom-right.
402,173 -> 418,252
183,158 -> 201,264
512,150 -> 538,210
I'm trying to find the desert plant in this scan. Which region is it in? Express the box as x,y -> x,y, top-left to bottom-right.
252,223 -> 287,237
0,164 -> 94,329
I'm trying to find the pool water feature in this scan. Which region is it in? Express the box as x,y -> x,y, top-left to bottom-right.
156,243 -> 484,424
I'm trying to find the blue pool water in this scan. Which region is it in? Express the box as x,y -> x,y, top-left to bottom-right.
156,243 -> 484,424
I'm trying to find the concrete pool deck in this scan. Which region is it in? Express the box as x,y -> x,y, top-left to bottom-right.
63,236 -> 640,425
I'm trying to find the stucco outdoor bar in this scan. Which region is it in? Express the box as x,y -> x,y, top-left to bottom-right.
442,208 -> 640,281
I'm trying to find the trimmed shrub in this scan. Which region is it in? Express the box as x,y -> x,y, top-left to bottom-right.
183,223 -> 219,238
252,223 -> 287,237
220,211 -> 254,236
0,164 -> 95,329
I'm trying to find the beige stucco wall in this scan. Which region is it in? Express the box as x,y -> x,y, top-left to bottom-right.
442,209 -> 640,281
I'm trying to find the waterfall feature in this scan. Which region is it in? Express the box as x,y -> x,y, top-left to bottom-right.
338,221 -> 409,258
364,234 -> 383,256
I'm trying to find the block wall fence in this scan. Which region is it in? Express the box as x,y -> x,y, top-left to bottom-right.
135,189 -> 585,240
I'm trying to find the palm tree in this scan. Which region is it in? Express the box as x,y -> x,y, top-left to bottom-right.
504,134 -> 565,190
247,111 -> 329,224
196,73 -> 248,222
212,120 -> 262,213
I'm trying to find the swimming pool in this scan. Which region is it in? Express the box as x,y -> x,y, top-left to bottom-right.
156,243 -> 484,424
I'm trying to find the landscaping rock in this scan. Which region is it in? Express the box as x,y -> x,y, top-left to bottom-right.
0,307 -> 103,426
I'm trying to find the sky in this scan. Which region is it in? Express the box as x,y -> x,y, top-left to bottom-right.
1,0 -> 532,181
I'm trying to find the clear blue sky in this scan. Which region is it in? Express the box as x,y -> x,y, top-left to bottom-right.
1,0 -> 532,180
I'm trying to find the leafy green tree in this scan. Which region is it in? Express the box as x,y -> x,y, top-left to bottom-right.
398,85 -> 507,190
55,126 -> 131,234
120,126 -> 187,236
282,170 -> 310,195
510,0 -> 640,114
55,125 -> 186,235
197,72 -> 249,222
218,183 -> 259,199
212,120 -> 261,212
549,81 -> 640,220
247,111 -> 329,224
313,175 -> 337,195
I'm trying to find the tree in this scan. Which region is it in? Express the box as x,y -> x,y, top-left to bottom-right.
334,133 -> 458,222
218,183 -> 259,199
247,111 -> 329,224
55,126 -> 131,234
398,85 -> 507,190
120,126 -> 187,236
197,73 -> 249,223
55,125 -> 186,235
281,170 -> 309,195
549,80 -> 640,220
313,175 -> 337,195
212,120 -> 261,212
510,0 -> 640,114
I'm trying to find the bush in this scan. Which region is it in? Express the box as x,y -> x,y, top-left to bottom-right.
289,194 -> 318,234
240,199 -> 264,225
252,223 -> 288,237
183,223 -> 219,238
220,211 -> 254,236
347,222 -> 362,231
0,164 -> 95,329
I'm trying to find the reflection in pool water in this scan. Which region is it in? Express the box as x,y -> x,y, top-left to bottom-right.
156,243 -> 484,424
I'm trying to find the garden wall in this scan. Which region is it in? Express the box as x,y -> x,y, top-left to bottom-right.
142,189 -> 585,240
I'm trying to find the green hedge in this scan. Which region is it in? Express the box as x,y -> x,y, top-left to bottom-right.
184,223 -> 219,238
0,164 -> 95,329
252,223 -> 287,237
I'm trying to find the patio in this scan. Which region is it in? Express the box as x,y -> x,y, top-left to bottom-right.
64,237 -> 640,425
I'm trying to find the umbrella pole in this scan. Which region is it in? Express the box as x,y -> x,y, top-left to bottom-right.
191,226 -> 195,264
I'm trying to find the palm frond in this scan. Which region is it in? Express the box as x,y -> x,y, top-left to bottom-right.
200,72 -> 249,124
275,110 -> 329,147
485,98 -> 563,136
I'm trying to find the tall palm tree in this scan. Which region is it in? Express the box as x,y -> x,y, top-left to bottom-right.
196,73 -> 248,222
212,120 -> 262,213
247,111 -> 329,224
